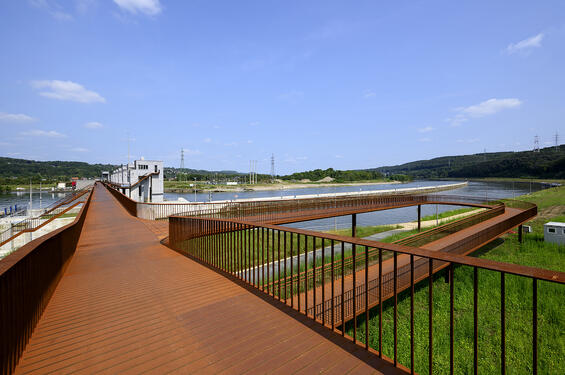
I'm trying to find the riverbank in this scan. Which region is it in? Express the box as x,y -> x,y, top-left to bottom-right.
164,179 -> 401,193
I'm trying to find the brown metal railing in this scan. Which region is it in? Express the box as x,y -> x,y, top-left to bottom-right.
103,182 -> 137,216
168,199 -> 564,374
133,191 -> 497,221
0,184 -> 94,375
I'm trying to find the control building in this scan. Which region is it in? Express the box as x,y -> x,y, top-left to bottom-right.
108,159 -> 164,202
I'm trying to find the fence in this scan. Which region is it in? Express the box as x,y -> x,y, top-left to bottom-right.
167,198 -> 563,374
0,186 -> 93,375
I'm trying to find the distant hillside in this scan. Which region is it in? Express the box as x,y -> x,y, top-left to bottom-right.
0,157 -> 116,183
373,145 -> 565,179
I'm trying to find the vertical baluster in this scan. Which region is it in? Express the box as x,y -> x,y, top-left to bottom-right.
322,238 -> 325,325
341,241 -> 345,336
353,242 -> 357,343
365,245 -> 369,350
277,230 -> 281,301
379,248 -> 383,358
262,227 -> 265,291
473,267 -> 478,375
313,236 -> 317,321
410,254 -> 414,373
305,235 -> 308,317
394,252 -> 397,365
297,234 -> 301,312
331,239 -> 335,331
533,278 -> 538,375
501,272 -> 505,375
284,231 -> 287,304
450,263 -> 454,375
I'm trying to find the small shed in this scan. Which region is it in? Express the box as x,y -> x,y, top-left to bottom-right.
544,222 -> 565,245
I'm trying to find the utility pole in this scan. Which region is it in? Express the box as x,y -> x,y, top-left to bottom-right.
29,178 -> 32,215
270,154 -> 275,183
534,135 -> 540,152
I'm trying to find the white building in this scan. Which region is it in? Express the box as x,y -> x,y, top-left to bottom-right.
108,159 -> 164,202
544,222 -> 565,246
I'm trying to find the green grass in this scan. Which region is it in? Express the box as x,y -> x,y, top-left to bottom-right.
346,185 -> 565,374
420,207 -> 479,222
325,224 -> 401,238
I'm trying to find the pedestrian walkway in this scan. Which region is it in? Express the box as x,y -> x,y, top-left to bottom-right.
14,183 -> 404,374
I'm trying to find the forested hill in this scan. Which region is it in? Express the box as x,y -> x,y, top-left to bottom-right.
0,157 -> 116,182
373,145 -> 565,179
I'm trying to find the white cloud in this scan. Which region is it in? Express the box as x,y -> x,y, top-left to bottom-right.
71,147 -> 89,152
29,0 -> 73,20
448,98 -> 521,126
84,121 -> 103,129
20,129 -> 66,138
76,0 -> 96,14
113,0 -> 161,15
363,90 -> 376,99
203,137 -> 212,143
419,137 -> 431,142
506,33 -> 544,54
0,112 -> 37,123
31,80 -> 106,103
335,154 -> 343,159
249,121 -> 260,127
456,138 -> 480,144
247,140 -> 253,144
418,126 -> 434,133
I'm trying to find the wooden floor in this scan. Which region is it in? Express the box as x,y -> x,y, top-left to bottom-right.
14,183 -> 405,374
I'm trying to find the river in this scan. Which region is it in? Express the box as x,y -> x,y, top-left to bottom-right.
165,180 -> 551,231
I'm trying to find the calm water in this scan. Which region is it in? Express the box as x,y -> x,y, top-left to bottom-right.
0,191 -> 70,214
167,180 -> 550,231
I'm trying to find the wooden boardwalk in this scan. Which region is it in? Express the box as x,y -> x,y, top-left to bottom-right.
14,183 -> 404,374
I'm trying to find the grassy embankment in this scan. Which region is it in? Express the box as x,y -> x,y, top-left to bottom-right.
346,185 -> 565,375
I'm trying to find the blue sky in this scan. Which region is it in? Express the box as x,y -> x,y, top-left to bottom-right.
0,1 -> 564,174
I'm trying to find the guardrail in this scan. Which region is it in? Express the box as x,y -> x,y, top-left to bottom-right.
167,198 -> 562,374
0,185 -> 93,375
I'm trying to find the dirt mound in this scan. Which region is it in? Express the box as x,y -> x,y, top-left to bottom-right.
317,177 -> 335,183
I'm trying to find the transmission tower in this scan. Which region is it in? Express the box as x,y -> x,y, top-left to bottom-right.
180,148 -> 185,169
555,132 -> 560,151
270,154 -> 275,182
534,135 -> 540,152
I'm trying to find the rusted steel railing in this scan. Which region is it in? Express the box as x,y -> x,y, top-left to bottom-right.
168,198 -> 563,374
0,185 -> 94,375
103,182 -> 137,216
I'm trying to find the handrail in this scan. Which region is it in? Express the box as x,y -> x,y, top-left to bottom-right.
0,184 -> 94,375
0,187 -> 92,247
0,200 -> 86,251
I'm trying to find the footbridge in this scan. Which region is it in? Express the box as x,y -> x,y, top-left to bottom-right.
1,182 -> 563,374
